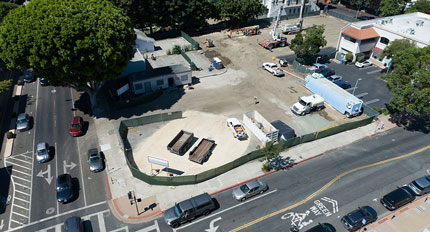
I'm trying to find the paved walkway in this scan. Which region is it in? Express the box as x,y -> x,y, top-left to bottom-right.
94,112 -> 397,223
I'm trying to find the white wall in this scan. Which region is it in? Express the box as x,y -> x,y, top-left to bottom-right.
132,71 -> 192,95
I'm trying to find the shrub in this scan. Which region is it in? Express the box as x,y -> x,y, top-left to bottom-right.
17,80 -> 23,86
373,106 -> 383,114
172,45 -> 182,54
166,49 -> 172,55
356,55 -> 365,62
345,52 -> 353,62
261,161 -> 270,172
7,131 -> 14,139
182,44 -> 192,52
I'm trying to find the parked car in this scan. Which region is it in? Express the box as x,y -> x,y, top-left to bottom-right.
163,193 -> 216,228
305,223 -> 336,232
262,62 -> 284,77
24,70 -> 35,83
326,75 -> 342,82
232,179 -> 268,201
408,175 -> 430,196
69,116 -> 83,136
16,113 -> 30,131
39,78 -> 49,86
334,80 -> 352,89
380,186 -> 415,210
355,60 -> 372,68
226,118 -> 247,140
87,148 -> 104,172
341,206 -> 377,231
315,68 -> 335,77
279,58 -> 288,67
64,216 -> 83,232
36,142 -> 50,163
56,174 -> 74,203
308,63 -> 328,72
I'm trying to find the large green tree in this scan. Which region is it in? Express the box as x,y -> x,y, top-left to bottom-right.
0,0 -> 136,107
406,0 -> 430,14
382,46 -> 430,117
0,78 -> 11,94
0,2 -> 18,22
290,25 -> 327,65
382,38 -> 416,58
216,0 -> 266,28
379,0 -> 406,16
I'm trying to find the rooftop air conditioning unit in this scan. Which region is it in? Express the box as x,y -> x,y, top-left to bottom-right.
416,20 -> 424,27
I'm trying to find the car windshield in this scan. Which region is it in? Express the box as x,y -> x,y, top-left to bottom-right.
90,156 -> 100,162
240,184 -> 250,193
298,100 -> 307,106
17,118 -> 28,124
71,123 -> 80,129
37,149 -> 47,155
412,180 -> 425,190
174,204 -> 182,217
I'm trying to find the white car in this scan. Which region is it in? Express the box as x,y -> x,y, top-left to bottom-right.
308,63 -> 328,72
355,60 -> 372,68
262,63 -> 284,77
326,75 -> 342,82
227,118 -> 247,140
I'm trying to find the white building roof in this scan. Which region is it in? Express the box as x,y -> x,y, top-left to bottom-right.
351,12 -> 430,45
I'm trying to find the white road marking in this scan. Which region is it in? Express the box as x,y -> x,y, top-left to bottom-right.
28,74 -> 39,224
12,196 -> 30,204
36,164 -> 53,185
7,201 -> 107,232
14,189 -> 30,196
12,204 -> 29,211
360,66 -> 374,70
4,161 -> 32,171
63,160 -> 77,174
46,207 -> 55,215
110,227 -> 129,232
55,142 -> 59,215
11,211 -> 28,219
175,189 -> 278,231
321,197 -> 338,213
0,219 -> 4,230
205,217 -> 221,232
354,92 -> 368,98
365,99 -> 380,105
8,168 -> 32,177
13,182 -> 31,189
367,69 -> 381,74
11,175 -> 31,183
135,220 -> 160,232
5,156 -> 33,165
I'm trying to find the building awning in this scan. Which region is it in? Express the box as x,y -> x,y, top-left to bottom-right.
372,47 -> 383,54
342,26 -> 379,40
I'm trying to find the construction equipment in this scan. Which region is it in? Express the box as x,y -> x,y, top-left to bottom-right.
259,6 -> 288,50
205,38 -> 214,47
282,0 -> 306,34
227,25 -> 260,38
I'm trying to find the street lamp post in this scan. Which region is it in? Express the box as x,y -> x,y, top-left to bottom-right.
352,78 -> 362,96
315,56 -> 321,64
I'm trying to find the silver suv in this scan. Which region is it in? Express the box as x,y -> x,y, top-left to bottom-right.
16,113 -> 30,131
408,175 -> 430,196
36,142 -> 50,163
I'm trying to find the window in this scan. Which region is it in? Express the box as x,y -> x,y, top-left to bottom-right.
135,83 -> 143,90
361,38 -> 376,44
343,35 -> 356,43
380,37 -> 390,45
156,79 -> 164,86
181,75 -> 188,81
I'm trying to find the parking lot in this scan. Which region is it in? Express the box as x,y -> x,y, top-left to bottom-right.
324,62 -> 392,109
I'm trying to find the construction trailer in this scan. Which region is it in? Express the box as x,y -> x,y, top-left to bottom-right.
243,110 -> 279,144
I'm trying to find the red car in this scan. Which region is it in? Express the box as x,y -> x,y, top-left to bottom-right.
69,116 -> 83,136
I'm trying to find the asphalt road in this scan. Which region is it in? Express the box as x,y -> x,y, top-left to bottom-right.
162,127 -> 430,232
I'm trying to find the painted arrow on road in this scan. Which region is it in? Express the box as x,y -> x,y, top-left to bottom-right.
205,217 -> 221,232
321,197 -> 338,214
37,164 -> 53,185
63,160 -> 77,173
0,219 -> 4,230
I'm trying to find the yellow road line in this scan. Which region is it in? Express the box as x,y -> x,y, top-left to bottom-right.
230,145 -> 430,232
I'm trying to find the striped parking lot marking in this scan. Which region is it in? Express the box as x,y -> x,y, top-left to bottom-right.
355,92 -> 368,98
365,99 -> 380,105
367,69 -> 381,74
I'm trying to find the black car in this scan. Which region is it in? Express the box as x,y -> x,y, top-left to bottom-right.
316,68 -> 335,77
40,78 -> 49,86
380,186 -> 415,210
56,174 -> 74,203
305,223 -> 336,232
341,206 -> 377,231
335,81 -> 352,89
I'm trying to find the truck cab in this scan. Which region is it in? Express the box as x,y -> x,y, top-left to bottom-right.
291,94 -> 324,115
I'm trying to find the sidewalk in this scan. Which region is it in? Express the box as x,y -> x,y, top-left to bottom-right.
95,113 -> 397,222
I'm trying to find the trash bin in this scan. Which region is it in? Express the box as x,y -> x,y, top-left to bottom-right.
341,59 -> 345,64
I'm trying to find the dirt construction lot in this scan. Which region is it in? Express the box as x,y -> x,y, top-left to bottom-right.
128,16 -> 366,175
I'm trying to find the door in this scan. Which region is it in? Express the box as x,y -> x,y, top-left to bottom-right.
144,82 -> 152,93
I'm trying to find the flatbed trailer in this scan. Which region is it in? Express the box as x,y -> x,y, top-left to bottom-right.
189,138 -> 215,164
167,130 -> 194,155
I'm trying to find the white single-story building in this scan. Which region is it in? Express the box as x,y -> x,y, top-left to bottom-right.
336,12 -> 430,67
129,64 -> 192,95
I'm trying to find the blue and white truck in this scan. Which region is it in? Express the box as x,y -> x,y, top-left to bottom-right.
305,74 -> 363,118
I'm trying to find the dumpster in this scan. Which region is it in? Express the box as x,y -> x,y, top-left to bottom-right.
213,57 -> 223,70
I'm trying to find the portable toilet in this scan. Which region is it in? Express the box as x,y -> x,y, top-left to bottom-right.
213,57 -> 223,69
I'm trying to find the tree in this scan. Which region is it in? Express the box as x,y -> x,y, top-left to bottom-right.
382,39 -> 416,58
0,0 -> 136,107
216,0 -> 266,28
381,46 -> 430,117
349,0 -> 371,18
406,0 -> 430,14
379,0 -> 407,17
0,78 -> 11,94
0,2 -> 18,22
290,25 -> 327,65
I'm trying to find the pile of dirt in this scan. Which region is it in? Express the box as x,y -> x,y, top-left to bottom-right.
204,50 -> 232,66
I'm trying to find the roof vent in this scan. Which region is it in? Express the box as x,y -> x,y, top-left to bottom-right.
416,20 -> 424,27
406,28 -> 416,35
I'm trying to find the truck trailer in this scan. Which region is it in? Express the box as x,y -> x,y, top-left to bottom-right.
305,75 -> 363,118
243,110 -> 278,143
167,130 -> 194,155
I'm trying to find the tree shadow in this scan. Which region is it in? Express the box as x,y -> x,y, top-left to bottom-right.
269,155 -> 296,171
389,112 -> 430,134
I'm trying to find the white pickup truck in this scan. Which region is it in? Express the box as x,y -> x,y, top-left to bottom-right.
291,94 -> 325,116
262,63 -> 284,77
227,118 -> 247,140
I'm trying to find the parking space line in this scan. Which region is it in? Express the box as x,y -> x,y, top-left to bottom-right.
110,227 -> 129,232
365,99 -> 380,105
9,168 -> 32,176
11,210 -> 29,219
11,175 -> 31,183
15,189 -> 30,196
12,151 -> 34,157
13,204 -> 30,211
13,196 -> 30,204
355,92 -> 368,98
5,160 -> 33,170
13,182 -> 31,189
367,69 -> 381,74
10,218 -> 25,225
360,66 -> 374,70
6,156 -> 33,165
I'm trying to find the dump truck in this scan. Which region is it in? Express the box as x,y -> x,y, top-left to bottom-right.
291,94 -> 325,116
189,138 -> 215,164
167,130 -> 194,155
305,75 -> 363,118
243,110 -> 278,143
